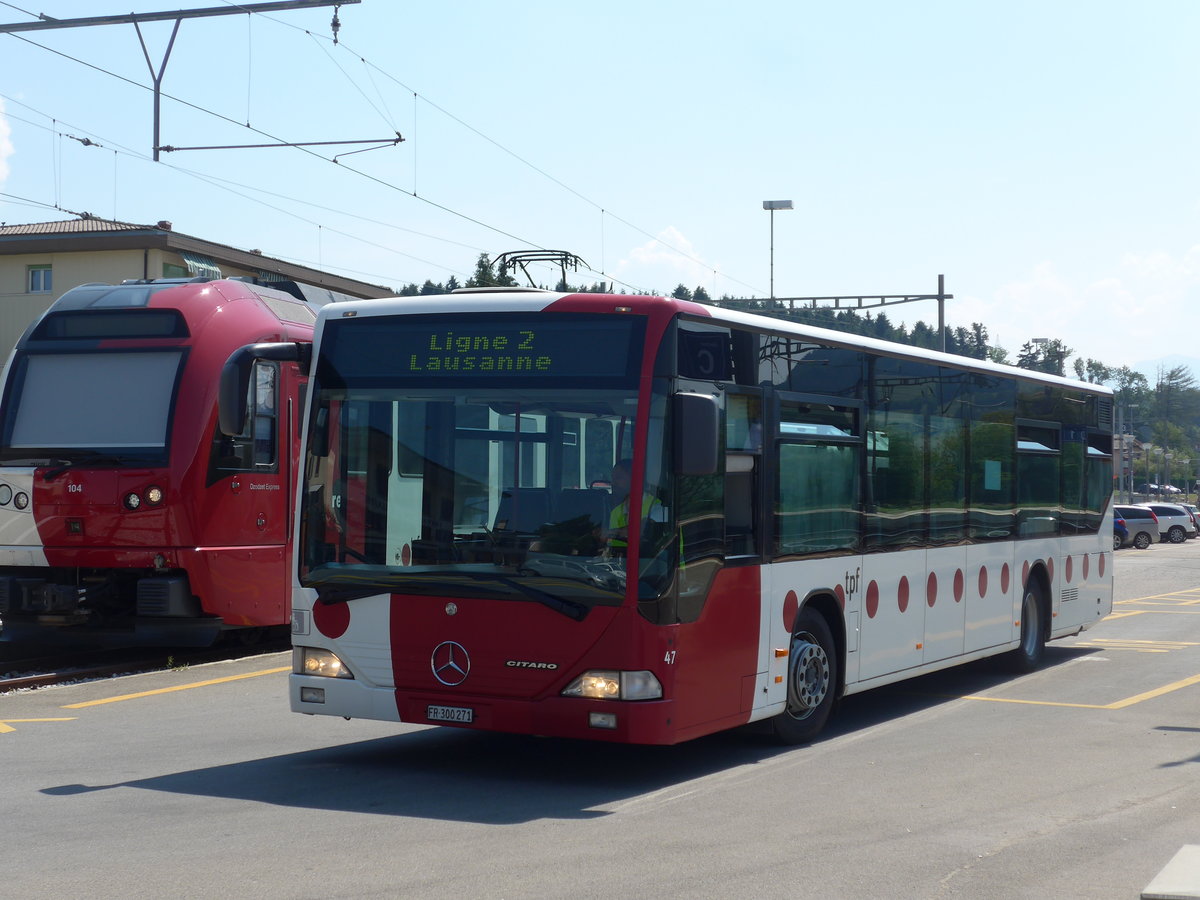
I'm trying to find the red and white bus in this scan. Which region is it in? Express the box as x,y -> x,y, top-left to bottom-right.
228,288 -> 1114,744
0,277 -> 360,651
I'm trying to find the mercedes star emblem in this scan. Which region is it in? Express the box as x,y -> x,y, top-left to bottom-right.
431,640 -> 470,686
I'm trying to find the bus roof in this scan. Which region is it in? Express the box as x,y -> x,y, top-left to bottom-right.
312,289 -> 1112,397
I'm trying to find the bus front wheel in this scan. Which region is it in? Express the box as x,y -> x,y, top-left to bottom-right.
772,608 -> 837,745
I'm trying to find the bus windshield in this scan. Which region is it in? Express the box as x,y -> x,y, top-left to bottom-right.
0,350 -> 184,463
300,311 -> 667,612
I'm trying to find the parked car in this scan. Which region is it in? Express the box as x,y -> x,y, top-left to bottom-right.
1113,515 -> 1128,550
1137,483 -> 1182,495
1114,504 -> 1160,549
1180,503 -> 1200,530
1145,503 -> 1198,543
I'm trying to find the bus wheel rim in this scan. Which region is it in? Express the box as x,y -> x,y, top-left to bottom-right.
789,631 -> 830,718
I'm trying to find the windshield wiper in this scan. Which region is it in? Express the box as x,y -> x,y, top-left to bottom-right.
312,570 -> 588,621
485,575 -> 588,621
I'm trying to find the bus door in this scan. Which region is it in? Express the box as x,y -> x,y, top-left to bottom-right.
922,369 -> 970,663
766,394 -> 863,700
389,401 -> 426,566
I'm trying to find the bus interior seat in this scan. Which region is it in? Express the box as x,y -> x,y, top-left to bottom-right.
494,488 -> 551,535
554,488 -> 610,530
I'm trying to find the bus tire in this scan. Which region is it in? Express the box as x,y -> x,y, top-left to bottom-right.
1006,582 -> 1047,673
772,607 -> 837,745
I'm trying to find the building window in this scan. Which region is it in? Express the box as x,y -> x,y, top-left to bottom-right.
27,265 -> 52,294
162,263 -> 188,279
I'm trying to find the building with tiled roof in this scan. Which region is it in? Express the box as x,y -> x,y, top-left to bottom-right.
0,215 -> 394,355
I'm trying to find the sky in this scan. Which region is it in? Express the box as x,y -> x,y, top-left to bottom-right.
1,0 -> 1198,381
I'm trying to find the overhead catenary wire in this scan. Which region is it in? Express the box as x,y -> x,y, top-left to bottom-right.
0,93 -> 486,282
1,10 -> 729,295
151,0 -> 762,293
3,31 -> 545,253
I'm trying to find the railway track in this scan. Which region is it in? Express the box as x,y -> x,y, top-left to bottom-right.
0,638 -> 290,693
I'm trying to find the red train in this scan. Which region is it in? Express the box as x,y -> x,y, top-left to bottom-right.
0,277 -> 355,651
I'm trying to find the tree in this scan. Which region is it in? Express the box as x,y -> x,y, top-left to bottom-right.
1016,338 -> 1072,376
671,284 -> 693,301
464,253 -> 518,288
1071,357 -> 1112,384
692,286 -> 712,304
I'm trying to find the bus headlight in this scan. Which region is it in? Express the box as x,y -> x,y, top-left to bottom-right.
294,646 -> 354,679
561,670 -> 662,700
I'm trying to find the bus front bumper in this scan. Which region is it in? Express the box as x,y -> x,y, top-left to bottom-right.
290,673 -> 679,744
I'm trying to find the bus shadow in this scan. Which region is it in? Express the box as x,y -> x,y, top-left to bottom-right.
38,646 -> 1097,824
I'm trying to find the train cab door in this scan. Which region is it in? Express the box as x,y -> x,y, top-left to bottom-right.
203,360 -> 290,624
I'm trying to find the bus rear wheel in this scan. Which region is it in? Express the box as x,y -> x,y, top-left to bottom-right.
772,608 -> 837,745
1006,582 -> 1046,673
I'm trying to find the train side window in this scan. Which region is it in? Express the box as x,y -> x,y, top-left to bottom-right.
253,363 -> 278,466
206,361 -> 279,483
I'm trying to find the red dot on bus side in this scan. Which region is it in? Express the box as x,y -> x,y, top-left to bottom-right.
1083,554 -> 1090,580
1022,561 -> 1030,587
1099,553 -> 1106,577
898,576 -> 910,613
1002,563 -> 1011,594
1065,555 -> 1073,583
866,581 -> 879,619
927,572 -> 938,607
401,543 -> 412,567
783,590 -> 799,631
1047,557 -> 1055,581
978,566 -> 988,598
954,569 -> 964,603
312,599 -> 350,640
834,584 -> 846,610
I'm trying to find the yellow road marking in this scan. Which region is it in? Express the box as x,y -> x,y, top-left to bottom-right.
1106,673 -> 1200,709
61,666 -> 290,709
957,672 -> 1200,710
958,695 -> 1108,709
1117,590 -> 1200,606
0,717 -> 77,733
1073,638 -> 1199,653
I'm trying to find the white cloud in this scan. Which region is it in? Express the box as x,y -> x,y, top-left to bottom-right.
613,226 -> 721,295
976,251 -> 1200,372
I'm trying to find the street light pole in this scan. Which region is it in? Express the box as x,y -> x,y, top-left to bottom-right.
762,200 -> 793,302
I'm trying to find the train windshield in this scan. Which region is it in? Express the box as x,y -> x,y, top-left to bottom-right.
299,312 -> 672,612
0,350 -> 185,464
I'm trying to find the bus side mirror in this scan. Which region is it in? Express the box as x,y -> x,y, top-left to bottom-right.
674,392 -> 719,476
218,341 -> 310,436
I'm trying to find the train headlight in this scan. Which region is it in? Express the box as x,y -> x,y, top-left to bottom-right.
13,492 -> 28,510
145,486 -> 164,505
0,485 -> 11,505
294,646 -> 354,679
123,492 -> 141,510
561,670 -> 662,701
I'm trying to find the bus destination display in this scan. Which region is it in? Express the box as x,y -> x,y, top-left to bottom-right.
325,315 -> 643,382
